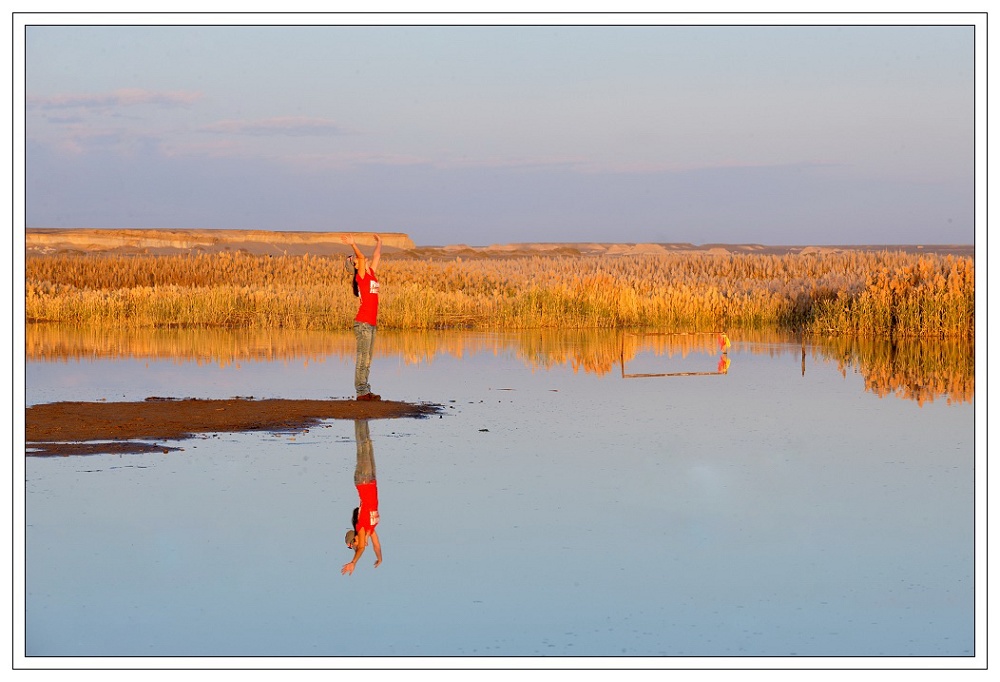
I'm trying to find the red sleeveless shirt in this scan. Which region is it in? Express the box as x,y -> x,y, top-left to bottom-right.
355,270 -> 380,325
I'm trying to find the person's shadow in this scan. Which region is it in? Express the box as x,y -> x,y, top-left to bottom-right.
342,419 -> 382,575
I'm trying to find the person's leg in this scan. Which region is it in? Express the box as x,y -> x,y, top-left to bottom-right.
353,321 -> 373,396
354,419 -> 376,485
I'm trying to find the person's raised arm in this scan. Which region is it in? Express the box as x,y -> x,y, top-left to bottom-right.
369,529 -> 382,568
341,526 -> 368,575
370,234 -> 382,273
340,233 -> 364,260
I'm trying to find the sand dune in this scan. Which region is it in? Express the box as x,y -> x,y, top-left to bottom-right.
24,228 -> 973,258
25,228 -> 413,256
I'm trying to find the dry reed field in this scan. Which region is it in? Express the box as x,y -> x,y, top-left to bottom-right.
25,249 -> 974,337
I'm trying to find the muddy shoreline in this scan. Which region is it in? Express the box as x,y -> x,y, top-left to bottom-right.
25,397 -> 443,456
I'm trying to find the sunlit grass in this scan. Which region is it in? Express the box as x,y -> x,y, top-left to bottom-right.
25,250 -> 974,337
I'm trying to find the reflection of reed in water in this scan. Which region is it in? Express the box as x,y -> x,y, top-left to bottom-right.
26,324 -> 972,404
506,329 -> 737,376
25,325 -> 348,368
810,336 -> 974,406
25,324 -> 728,376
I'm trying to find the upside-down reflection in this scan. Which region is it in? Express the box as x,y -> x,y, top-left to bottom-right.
343,420 -> 382,575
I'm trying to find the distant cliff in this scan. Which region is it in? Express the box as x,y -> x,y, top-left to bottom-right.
24,228 -> 973,259
25,228 -> 414,256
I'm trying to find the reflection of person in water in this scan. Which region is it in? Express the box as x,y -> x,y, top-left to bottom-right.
342,419 -> 382,575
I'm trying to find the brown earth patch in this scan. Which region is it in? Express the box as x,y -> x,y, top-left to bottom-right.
25,397 -> 443,456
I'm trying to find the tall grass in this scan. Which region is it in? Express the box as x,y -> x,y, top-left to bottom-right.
806,254 -> 975,337
25,250 -> 974,337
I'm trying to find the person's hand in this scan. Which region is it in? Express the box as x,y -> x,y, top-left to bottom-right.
373,557 -> 382,568
340,233 -> 355,244
374,234 -> 382,243
341,561 -> 356,575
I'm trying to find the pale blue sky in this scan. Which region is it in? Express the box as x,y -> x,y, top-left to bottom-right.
22,20 -> 977,246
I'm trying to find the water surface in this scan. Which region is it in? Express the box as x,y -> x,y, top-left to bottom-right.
22,327 -> 976,661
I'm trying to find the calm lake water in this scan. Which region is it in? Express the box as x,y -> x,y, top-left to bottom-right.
20,327 -> 978,665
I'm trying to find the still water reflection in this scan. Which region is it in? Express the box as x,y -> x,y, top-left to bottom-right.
23,325 -> 975,659
24,324 -> 974,406
342,420 -> 382,576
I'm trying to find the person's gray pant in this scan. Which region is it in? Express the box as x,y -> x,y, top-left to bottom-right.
352,321 -> 376,396
354,419 -> 376,485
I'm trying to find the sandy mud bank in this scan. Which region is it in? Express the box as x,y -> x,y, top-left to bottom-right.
25,397 -> 443,456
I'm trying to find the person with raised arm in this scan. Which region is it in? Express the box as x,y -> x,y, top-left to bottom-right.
342,233 -> 382,401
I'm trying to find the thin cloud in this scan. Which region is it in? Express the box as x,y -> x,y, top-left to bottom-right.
27,88 -> 203,110
159,138 -> 245,159
367,154 -> 840,176
281,151 -> 431,170
198,116 -> 349,137
276,151 -> 837,176
570,159 -> 842,175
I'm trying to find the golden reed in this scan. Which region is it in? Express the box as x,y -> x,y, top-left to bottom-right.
25,250 -> 974,337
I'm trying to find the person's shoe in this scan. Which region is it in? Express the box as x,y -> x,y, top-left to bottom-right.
357,393 -> 381,401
